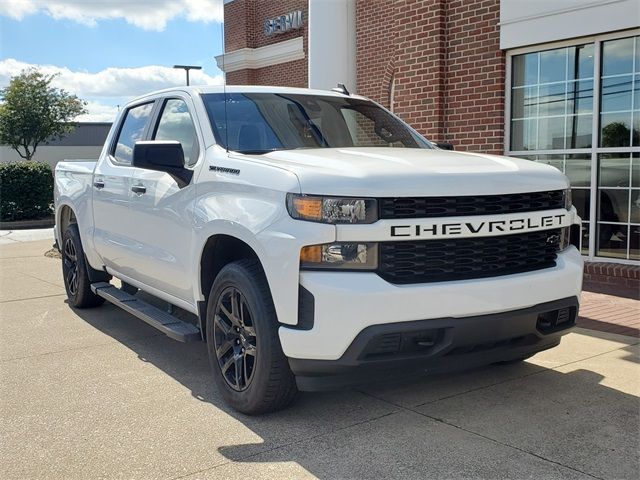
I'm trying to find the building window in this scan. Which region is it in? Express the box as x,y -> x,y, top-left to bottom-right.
511,44 -> 594,151
508,32 -> 640,262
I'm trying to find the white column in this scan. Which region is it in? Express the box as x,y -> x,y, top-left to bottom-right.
308,0 -> 356,93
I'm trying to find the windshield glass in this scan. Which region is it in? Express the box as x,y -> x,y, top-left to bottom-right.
201,92 -> 431,153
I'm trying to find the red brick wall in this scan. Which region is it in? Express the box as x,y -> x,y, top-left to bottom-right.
355,0 -> 397,109
224,0 -> 253,51
224,0 -> 505,152
584,262 -> 640,298
224,0 -> 308,87
355,0 -> 505,154
445,0 -> 504,153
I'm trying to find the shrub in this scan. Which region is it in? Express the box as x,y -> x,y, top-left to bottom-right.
0,161 -> 53,221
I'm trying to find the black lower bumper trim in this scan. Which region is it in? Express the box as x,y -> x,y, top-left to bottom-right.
288,296 -> 579,391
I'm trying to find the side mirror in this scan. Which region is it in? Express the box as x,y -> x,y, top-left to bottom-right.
435,141 -> 454,150
132,141 -> 193,188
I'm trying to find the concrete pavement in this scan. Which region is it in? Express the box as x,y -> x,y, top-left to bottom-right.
1,239 -> 639,479
0,227 -> 54,245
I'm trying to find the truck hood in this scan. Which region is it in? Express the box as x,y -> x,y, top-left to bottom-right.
245,147 -> 569,196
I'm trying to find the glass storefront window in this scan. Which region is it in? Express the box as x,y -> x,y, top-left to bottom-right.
515,153 -> 592,254
509,34 -> 640,262
597,224 -> 629,259
595,153 -> 639,258
511,44 -> 594,151
600,111 -> 633,147
566,114 -> 592,148
602,37 -> 634,76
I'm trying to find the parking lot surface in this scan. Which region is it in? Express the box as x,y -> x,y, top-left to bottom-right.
1,239 -> 639,479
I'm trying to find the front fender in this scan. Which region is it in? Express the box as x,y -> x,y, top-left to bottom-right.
192,169 -> 336,325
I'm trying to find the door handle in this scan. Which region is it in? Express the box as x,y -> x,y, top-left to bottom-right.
131,184 -> 146,195
93,180 -> 105,189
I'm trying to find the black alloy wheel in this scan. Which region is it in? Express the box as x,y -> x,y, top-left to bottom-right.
213,287 -> 258,391
63,237 -> 79,297
205,259 -> 298,414
61,223 -> 106,308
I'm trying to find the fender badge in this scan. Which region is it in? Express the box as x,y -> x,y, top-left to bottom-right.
209,165 -> 240,175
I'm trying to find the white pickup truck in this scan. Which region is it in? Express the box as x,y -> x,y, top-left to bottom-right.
54,85 -> 583,414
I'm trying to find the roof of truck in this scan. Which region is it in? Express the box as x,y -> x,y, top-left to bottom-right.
138,84 -> 367,101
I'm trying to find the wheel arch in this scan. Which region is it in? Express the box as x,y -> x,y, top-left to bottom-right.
57,202 -> 110,284
56,203 -> 77,248
198,234 -> 270,338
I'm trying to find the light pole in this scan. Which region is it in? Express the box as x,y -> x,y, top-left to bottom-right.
173,65 -> 202,86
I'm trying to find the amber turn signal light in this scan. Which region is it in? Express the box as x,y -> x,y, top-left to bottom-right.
300,245 -> 322,263
291,197 -> 323,221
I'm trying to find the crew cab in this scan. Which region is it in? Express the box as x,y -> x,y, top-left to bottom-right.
54,85 -> 583,414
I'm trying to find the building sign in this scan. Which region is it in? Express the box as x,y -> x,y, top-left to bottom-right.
264,10 -> 304,36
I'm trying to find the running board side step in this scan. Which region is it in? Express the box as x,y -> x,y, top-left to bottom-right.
91,282 -> 201,342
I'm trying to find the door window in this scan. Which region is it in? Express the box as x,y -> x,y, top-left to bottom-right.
112,102 -> 154,165
153,99 -> 200,166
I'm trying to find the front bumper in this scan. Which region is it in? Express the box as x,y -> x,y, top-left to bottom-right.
289,296 -> 578,391
279,246 -> 583,362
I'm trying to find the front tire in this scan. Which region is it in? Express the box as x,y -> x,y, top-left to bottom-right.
61,223 -> 105,309
206,259 -> 297,414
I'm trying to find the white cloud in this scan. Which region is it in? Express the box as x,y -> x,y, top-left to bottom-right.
0,58 -> 224,122
0,0 -> 223,30
77,102 -> 121,123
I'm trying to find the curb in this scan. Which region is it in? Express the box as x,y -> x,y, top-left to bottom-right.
0,217 -> 55,230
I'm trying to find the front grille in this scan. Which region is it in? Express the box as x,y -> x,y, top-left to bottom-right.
378,229 -> 560,284
379,190 -> 565,219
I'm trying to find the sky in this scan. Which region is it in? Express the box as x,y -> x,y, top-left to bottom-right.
0,0 -> 226,121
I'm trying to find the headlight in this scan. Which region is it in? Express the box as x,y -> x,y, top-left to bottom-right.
300,243 -> 378,270
564,189 -> 572,210
287,194 -> 378,224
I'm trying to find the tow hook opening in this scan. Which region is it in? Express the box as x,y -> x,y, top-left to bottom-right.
536,307 -> 576,334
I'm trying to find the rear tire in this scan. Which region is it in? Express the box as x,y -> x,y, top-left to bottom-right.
206,259 -> 298,414
61,223 -> 105,309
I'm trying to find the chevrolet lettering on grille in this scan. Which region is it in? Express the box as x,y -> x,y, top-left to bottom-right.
390,213 -> 570,238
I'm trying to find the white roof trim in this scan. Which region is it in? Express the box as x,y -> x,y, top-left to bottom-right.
215,37 -> 305,73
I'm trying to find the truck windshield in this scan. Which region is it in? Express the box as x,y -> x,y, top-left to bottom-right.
201,92 -> 432,154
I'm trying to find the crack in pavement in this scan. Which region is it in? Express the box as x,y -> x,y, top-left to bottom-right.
356,388 -> 605,479
169,410 -> 400,480
0,293 -> 66,304
168,343 -> 635,479
0,331 -> 164,363
17,270 -> 66,290
412,408 -> 604,480
354,343 -> 638,480
410,341 -> 640,408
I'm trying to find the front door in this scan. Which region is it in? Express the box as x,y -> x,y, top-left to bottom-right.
127,97 -> 203,304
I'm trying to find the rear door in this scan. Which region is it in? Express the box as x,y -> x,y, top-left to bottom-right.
127,95 -> 203,304
92,101 -> 155,277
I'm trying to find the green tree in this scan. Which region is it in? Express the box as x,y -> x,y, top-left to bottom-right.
601,121 -> 630,148
0,69 -> 87,160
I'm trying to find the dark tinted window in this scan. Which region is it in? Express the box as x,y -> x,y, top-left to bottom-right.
153,99 -> 200,166
201,93 -> 430,153
113,102 -> 154,164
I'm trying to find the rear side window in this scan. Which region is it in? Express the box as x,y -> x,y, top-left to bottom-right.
153,99 -> 200,166
113,102 -> 154,164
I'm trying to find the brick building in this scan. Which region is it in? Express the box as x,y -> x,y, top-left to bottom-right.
217,0 -> 640,269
